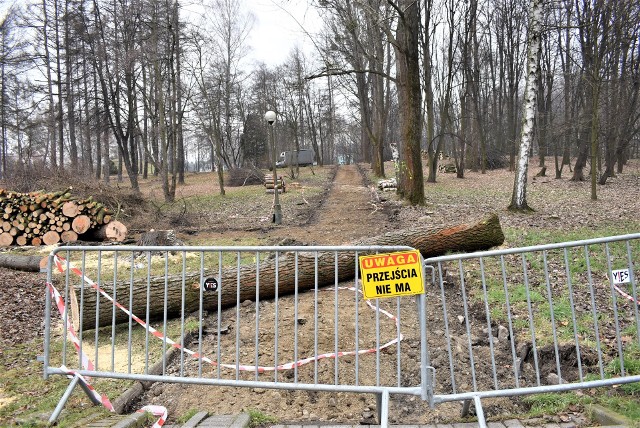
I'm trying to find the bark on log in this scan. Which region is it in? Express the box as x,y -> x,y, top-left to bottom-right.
69,213 -> 504,330
0,254 -> 47,272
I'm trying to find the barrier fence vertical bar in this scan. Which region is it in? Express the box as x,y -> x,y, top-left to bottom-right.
437,262 -> 455,393
355,251 -> 360,386
625,241 -> 640,348
522,253 -> 540,386
313,251 -> 319,384
420,263 -> 432,405
500,255 -> 520,388
62,249 -> 70,367
163,252 -> 169,375
375,297 -> 381,387
274,250 -> 279,383
585,245 -> 605,379
128,251 -> 135,373
44,254 -> 53,379
79,252 -> 87,370
563,248 -> 584,382
294,252 -> 299,383
459,259 -> 477,391
542,250 -> 562,383
111,251 -> 118,372
180,251 -> 187,377
255,251 -> 260,380
95,250 -> 103,370
396,296 -> 401,387
480,258 -> 499,389
334,251 -> 339,386
235,252 -> 241,380
605,243 -> 625,376
145,251 -> 152,374
217,251 -> 223,379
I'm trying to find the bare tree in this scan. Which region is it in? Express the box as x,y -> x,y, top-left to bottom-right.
393,0 -> 424,204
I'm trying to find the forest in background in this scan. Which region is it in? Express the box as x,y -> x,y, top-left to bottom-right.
0,0 -> 638,205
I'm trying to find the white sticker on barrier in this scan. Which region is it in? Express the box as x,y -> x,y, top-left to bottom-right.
612,269 -> 631,284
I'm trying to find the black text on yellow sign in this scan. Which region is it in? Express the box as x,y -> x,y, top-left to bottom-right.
359,250 -> 424,299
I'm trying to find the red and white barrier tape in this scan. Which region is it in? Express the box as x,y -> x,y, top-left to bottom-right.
52,254 -> 402,372
47,280 -> 166,426
609,275 -> 639,305
48,253 -> 403,426
138,405 -> 168,428
59,364 -> 114,411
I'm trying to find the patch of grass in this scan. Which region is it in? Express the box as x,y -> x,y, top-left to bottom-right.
0,314 -> 202,427
504,224 -> 640,248
523,391 -> 592,417
598,395 -> 640,422
606,345 -> 640,377
177,408 -> 200,423
523,390 -> 640,426
540,298 -> 573,323
0,340 -> 115,427
247,408 -> 278,427
509,285 -> 545,305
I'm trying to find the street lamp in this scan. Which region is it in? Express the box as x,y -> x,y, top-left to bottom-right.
265,110 -> 282,224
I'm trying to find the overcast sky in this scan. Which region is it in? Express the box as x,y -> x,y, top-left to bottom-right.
0,0 -> 323,68
246,0 -> 322,66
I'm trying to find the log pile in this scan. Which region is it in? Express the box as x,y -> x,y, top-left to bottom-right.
264,174 -> 286,193
0,188 -> 127,246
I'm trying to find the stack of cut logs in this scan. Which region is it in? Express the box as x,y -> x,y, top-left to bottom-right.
264,174 -> 286,193
0,188 -> 127,247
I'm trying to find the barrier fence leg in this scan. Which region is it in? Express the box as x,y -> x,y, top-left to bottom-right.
376,390 -> 390,427
473,395 -> 487,428
49,374 -> 81,424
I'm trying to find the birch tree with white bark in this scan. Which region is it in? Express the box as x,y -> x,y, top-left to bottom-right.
508,0 -> 543,211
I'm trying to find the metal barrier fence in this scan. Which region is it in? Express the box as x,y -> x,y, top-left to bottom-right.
44,234 -> 640,427
44,245 -> 431,426
423,233 -> 640,425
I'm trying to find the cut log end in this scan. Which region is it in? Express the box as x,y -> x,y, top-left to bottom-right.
62,201 -> 80,218
72,215 -> 92,234
61,230 -> 79,243
84,220 -> 128,242
42,230 -> 61,246
0,233 -> 13,247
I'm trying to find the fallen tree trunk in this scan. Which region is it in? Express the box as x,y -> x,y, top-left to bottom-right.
66,213 -> 504,329
0,254 -> 47,272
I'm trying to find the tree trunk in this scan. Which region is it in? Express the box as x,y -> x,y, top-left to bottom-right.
508,0 -> 542,211
63,214 -> 505,330
394,0 -> 424,205
0,254 -> 47,272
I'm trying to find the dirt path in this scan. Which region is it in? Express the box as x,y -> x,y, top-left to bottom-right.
274,164 -> 393,245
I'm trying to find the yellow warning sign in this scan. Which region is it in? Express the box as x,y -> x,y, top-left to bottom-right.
359,250 -> 424,299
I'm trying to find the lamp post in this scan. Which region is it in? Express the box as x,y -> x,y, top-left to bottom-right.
265,110 -> 282,224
